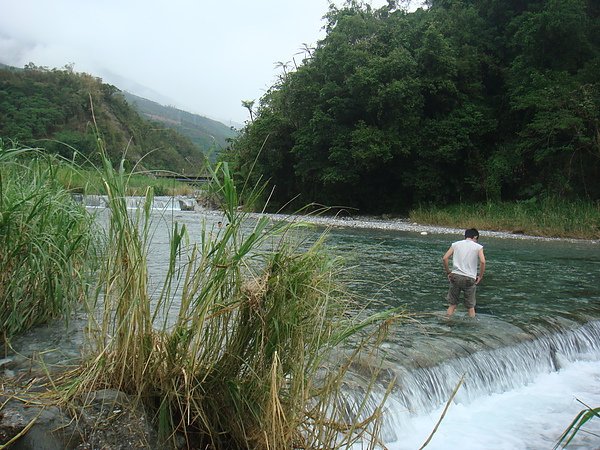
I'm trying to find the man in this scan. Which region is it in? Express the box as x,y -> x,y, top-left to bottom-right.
442,228 -> 486,318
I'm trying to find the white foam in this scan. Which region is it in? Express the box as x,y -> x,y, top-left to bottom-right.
385,358 -> 600,449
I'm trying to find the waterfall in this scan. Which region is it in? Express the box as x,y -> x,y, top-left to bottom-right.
338,320 -> 600,445
396,321 -> 600,412
76,194 -> 193,211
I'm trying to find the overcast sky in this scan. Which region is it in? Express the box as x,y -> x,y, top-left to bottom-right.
0,0 -> 401,127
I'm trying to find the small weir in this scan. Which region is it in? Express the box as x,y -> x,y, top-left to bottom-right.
75,194 -> 197,211
6,201 -> 600,449
398,319 -> 600,408
341,320 -> 600,441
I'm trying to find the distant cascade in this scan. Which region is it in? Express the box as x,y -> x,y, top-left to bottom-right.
79,195 -> 186,211
338,320 -> 600,441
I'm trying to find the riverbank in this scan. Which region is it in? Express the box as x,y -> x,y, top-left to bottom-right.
409,199 -> 600,241
243,209 -> 600,244
82,194 -> 598,244
56,165 -> 599,241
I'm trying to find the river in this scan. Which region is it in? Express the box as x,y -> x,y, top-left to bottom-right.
140,199 -> 600,449
8,197 -> 600,449
321,225 -> 600,449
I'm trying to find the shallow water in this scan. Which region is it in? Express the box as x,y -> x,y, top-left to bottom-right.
305,221 -> 600,449
137,203 -> 600,448
7,198 -> 600,449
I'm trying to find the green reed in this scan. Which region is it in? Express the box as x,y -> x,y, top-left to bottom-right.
0,144 -> 97,341
554,401 -> 600,449
410,197 -> 600,239
70,141 -> 402,449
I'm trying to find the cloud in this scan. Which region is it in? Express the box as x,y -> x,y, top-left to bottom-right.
0,0 -> 394,124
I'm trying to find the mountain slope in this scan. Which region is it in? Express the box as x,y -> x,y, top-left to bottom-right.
0,64 -> 208,174
122,92 -> 238,163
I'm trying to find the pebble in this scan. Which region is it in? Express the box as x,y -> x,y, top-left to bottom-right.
243,212 -> 594,243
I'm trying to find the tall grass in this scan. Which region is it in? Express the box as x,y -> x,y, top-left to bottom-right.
410,198 -> 600,239
554,401 -> 600,449
69,146 -> 402,448
0,145 -> 98,341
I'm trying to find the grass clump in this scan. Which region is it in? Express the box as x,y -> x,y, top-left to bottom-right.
0,144 -> 98,341
67,146 -> 401,449
410,197 -> 600,239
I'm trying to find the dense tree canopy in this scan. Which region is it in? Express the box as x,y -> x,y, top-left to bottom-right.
0,64 -> 206,173
226,0 -> 599,213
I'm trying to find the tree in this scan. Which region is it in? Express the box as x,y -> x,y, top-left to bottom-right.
227,0 -> 600,212
241,100 -> 255,123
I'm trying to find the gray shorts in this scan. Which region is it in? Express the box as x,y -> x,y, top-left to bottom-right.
447,273 -> 477,308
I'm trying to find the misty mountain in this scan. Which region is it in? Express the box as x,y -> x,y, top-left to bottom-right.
121,92 -> 239,163
0,63 -> 208,174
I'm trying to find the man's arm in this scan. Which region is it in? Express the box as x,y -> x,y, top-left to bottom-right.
476,248 -> 486,284
442,247 -> 454,276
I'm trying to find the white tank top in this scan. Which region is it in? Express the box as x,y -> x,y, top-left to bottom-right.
451,239 -> 482,279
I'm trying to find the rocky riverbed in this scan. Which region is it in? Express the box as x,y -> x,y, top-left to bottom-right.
0,310 -> 156,450
249,210 -> 599,244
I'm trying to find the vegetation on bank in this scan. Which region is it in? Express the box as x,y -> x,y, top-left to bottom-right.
0,147 -> 98,341
410,198 -> 600,240
0,63 -> 207,174
55,163 -> 197,197
226,0 -> 600,213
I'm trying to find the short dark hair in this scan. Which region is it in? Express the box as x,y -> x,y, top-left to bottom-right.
465,228 -> 479,239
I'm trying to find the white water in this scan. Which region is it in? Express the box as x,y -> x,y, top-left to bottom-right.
339,321 -> 600,450
385,358 -> 600,449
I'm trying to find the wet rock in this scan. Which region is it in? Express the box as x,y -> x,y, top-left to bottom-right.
178,198 -> 197,211
0,358 -> 12,368
83,195 -> 107,207
0,390 -> 158,450
195,193 -> 219,210
71,193 -> 84,203
0,399 -> 80,450
0,358 -> 16,379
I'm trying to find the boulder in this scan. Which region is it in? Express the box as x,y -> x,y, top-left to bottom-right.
0,389 -> 158,450
178,198 -> 197,211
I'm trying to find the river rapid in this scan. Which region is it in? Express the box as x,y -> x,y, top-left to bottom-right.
261,208 -> 600,450
6,197 -> 600,450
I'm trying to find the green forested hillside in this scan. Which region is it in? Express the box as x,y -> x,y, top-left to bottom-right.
0,64 -> 207,174
122,92 -> 238,163
226,0 -> 600,213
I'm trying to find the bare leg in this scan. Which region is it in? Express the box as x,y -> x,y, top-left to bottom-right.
446,304 -> 457,317
467,307 -> 476,318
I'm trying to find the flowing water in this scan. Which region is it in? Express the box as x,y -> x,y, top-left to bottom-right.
321,227 -> 600,449
7,197 -> 600,449
140,201 -> 600,449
